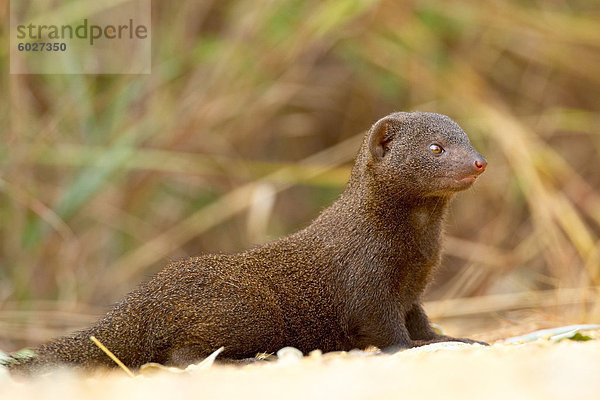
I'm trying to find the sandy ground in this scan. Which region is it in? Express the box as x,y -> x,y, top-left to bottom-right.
2,335 -> 599,400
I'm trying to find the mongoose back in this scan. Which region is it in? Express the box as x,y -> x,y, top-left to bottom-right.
6,111 -> 488,374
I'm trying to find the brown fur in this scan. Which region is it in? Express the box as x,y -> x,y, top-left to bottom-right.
5,111 -> 488,374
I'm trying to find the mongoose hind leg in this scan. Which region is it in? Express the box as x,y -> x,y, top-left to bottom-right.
167,344 -> 211,367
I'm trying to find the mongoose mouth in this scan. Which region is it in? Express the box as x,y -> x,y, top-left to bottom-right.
454,175 -> 478,185
434,174 -> 480,193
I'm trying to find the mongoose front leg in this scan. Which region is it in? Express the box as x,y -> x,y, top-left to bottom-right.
377,326 -> 415,354
405,303 -> 488,346
350,311 -> 414,354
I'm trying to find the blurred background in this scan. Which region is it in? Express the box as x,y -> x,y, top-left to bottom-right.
1,0 -> 600,351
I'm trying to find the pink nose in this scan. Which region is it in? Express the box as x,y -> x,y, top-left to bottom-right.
474,158 -> 487,173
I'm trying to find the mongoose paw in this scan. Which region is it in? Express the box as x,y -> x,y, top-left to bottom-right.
454,338 -> 489,346
411,336 -> 489,347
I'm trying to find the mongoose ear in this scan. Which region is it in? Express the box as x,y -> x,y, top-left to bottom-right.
368,116 -> 396,161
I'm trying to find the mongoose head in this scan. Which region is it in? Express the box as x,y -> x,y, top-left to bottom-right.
366,111 -> 487,198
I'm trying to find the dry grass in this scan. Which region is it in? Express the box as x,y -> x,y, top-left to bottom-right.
1,0 -> 600,353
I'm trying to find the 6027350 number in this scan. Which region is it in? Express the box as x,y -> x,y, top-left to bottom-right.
17,42 -> 67,52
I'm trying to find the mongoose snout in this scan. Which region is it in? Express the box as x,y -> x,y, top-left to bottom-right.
454,153 -> 487,185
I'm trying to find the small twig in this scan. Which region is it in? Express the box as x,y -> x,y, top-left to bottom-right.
89,336 -> 135,378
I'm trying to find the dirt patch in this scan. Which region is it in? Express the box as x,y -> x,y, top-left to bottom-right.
2,333 -> 599,400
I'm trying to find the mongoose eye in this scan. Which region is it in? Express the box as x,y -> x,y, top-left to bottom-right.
429,144 -> 444,155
